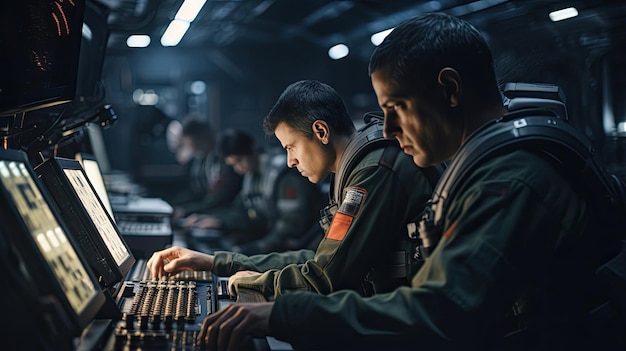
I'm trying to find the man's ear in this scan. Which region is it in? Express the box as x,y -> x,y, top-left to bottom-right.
438,68 -> 461,107
312,120 -> 330,144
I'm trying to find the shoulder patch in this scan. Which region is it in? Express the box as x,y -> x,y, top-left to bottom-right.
338,187 -> 367,217
325,187 -> 367,241
326,212 -> 353,241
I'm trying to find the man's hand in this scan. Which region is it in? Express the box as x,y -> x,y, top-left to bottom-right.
193,215 -> 222,229
180,214 -> 222,229
180,213 -> 204,228
198,302 -> 274,351
227,270 -> 262,297
146,246 -> 214,279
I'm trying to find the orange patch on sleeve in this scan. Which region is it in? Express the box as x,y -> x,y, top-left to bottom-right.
326,212 -> 353,241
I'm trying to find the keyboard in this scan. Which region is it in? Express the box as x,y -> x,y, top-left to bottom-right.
117,220 -> 171,236
113,280 -> 211,349
111,262 -> 291,350
112,273 -> 216,350
127,259 -> 213,282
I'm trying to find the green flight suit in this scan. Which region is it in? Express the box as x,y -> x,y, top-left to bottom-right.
267,150 -> 615,350
213,145 -> 433,300
212,249 -> 315,276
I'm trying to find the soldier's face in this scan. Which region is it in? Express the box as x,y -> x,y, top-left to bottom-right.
274,122 -> 331,184
371,67 -> 459,167
175,136 -> 195,164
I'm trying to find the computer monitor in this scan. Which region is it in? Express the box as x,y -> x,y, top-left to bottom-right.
0,148 -> 104,345
76,152 -> 114,220
0,0 -> 85,116
74,0 -> 109,105
35,157 -> 135,289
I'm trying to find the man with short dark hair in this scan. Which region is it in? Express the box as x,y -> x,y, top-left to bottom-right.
183,12 -> 625,351
148,80 -> 437,302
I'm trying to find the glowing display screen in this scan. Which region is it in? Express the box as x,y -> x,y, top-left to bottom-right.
63,168 -> 130,266
80,158 -> 114,220
0,160 -> 96,314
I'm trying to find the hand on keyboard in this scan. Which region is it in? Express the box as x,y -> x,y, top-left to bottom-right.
198,301 -> 274,351
146,246 -> 215,279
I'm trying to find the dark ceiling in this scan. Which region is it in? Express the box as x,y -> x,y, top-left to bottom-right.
92,0 -> 626,97
97,0 -> 626,57
85,0 -> 625,144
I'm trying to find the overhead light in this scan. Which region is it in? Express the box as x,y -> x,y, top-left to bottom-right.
549,7 -> 578,22
161,0 -> 207,47
127,34 -> 151,48
161,20 -> 191,47
328,44 -> 349,60
189,81 -> 206,95
175,0 -> 207,22
371,28 -> 394,46
133,89 -> 159,106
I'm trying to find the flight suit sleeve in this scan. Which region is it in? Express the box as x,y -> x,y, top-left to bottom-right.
235,170 -> 321,255
211,249 -> 316,276
229,149 -> 432,300
267,152 -> 587,349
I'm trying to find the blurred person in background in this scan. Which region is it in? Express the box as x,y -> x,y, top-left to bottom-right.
168,115 -> 242,221
183,128 -> 325,255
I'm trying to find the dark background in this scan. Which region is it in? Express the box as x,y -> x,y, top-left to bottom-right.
7,0 -> 626,198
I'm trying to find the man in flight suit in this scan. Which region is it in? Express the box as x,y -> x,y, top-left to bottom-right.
182,128 -> 325,255
148,79 -> 439,301
181,12 -> 626,351
169,116 -> 243,221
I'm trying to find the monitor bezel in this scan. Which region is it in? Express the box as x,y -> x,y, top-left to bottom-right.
35,156 -> 135,288
0,148 -> 105,333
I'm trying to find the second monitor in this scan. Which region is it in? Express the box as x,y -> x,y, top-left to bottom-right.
35,157 -> 135,289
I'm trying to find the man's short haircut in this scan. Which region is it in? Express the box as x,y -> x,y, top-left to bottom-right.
263,80 -> 356,138
219,129 -> 256,157
368,12 -> 501,101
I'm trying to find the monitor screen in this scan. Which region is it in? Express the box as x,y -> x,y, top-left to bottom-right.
64,167 -> 129,265
0,0 -> 85,116
74,0 -> 109,103
36,157 -> 135,288
0,148 -> 103,332
76,153 -> 114,221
